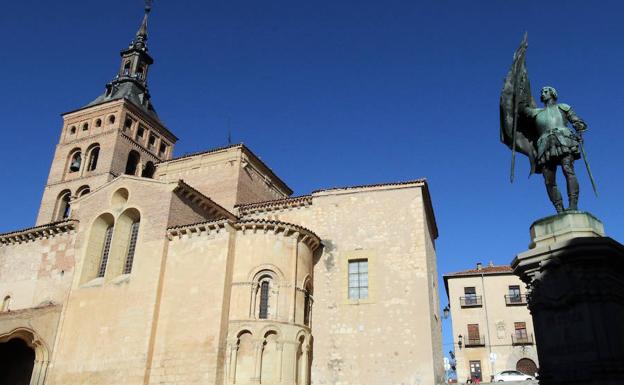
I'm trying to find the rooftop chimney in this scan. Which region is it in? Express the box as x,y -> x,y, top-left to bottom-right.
476,262 -> 483,270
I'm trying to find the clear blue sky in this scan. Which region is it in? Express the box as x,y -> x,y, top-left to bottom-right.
1,0 -> 623,362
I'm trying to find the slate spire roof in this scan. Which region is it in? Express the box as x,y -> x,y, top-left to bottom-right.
83,2 -> 159,119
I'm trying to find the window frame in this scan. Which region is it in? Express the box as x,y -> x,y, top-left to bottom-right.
348,259 -> 369,300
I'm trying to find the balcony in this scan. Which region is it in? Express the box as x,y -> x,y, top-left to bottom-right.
512,333 -> 534,345
460,296 -> 483,308
505,294 -> 527,306
464,335 -> 486,347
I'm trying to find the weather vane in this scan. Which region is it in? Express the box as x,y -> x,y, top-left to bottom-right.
145,0 -> 153,13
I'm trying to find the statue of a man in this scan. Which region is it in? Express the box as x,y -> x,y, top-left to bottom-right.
523,86 -> 587,212
500,34 -> 595,213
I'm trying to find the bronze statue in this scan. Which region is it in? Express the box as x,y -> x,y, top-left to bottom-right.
500,34 -> 597,213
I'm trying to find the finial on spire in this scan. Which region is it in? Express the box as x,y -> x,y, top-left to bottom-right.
134,0 -> 152,50
145,0 -> 153,14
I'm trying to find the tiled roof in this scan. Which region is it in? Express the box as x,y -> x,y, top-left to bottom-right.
445,265 -> 513,277
157,143 -> 243,164
236,195 -> 312,213
311,178 -> 427,194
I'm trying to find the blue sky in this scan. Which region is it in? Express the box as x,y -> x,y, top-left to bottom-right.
1,0 -> 623,362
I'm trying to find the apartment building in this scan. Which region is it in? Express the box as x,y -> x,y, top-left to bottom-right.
444,263 -> 539,382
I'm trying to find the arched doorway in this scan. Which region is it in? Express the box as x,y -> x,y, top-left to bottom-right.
516,358 -> 538,376
0,338 -> 35,384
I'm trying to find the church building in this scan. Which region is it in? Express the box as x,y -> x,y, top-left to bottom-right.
0,7 -> 443,385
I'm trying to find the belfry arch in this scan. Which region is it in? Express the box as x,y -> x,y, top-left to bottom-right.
0,328 -> 50,385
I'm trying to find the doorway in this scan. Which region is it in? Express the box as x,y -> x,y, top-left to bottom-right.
469,360 -> 482,382
0,338 -> 35,385
516,358 -> 538,376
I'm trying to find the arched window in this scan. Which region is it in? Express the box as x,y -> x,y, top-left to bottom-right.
76,185 -> 90,197
95,119 -> 102,128
96,225 -> 114,278
86,145 -> 100,171
303,283 -> 312,326
2,296 -> 10,312
82,123 -> 89,131
69,126 -> 76,135
56,190 -> 71,220
123,219 -> 140,274
137,65 -> 145,79
259,280 -> 270,319
81,213 -> 115,284
108,115 -> 116,125
141,161 -> 155,178
125,150 -> 140,175
123,61 -> 131,75
68,151 -> 82,173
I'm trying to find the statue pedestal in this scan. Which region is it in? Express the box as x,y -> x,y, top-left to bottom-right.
512,212 -> 624,385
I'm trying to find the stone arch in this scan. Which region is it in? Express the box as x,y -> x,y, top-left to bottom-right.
141,161 -> 155,178
260,330 -> 280,383
109,207 -> 141,277
2,295 -> 11,312
302,277 -> 313,327
516,358 -> 538,376
76,185 -> 91,197
54,189 -> 72,221
235,330 -> 254,384
125,150 -> 140,175
0,328 -> 50,385
248,264 -> 286,282
251,269 -> 280,320
80,213 -> 115,284
86,143 -> 100,172
66,147 -> 82,174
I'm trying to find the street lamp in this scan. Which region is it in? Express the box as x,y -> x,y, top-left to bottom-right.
458,334 -> 463,350
443,305 -> 450,319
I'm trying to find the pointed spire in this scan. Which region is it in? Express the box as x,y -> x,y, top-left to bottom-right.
133,1 -> 152,50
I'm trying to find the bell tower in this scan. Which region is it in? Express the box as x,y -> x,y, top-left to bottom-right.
36,2 -> 177,225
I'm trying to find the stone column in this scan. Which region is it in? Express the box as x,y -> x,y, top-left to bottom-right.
300,343 -> 311,385
226,339 -> 238,385
512,212 -> 624,385
251,340 -> 264,384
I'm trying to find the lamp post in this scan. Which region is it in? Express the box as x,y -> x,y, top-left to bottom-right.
458,334 -> 463,350
443,305 -> 450,319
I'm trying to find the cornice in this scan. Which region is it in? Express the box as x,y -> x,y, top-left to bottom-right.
0,220 -> 78,246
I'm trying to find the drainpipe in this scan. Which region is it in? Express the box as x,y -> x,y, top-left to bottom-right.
481,269 -> 494,381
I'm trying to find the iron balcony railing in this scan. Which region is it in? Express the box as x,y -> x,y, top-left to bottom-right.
460,295 -> 483,307
512,333 -> 534,345
464,335 -> 486,347
505,294 -> 528,305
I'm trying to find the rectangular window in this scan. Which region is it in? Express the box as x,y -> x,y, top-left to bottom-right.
97,226 -> 114,278
464,286 -> 477,305
348,259 -> 369,299
137,126 -> 145,138
514,322 -> 528,339
148,134 -> 157,149
467,324 -> 480,340
508,285 -> 521,302
159,142 -> 167,156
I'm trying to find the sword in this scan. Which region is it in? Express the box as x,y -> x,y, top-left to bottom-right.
578,133 -> 598,197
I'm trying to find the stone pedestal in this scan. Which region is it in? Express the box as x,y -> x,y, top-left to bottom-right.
512,212 -> 624,385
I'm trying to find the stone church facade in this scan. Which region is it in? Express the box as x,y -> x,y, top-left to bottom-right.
0,8 -> 443,385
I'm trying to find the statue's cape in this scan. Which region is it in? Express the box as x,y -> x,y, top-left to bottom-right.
500,33 -> 539,175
